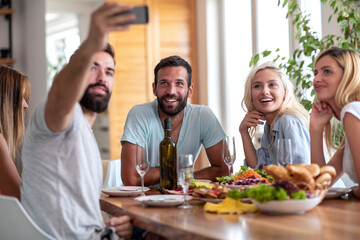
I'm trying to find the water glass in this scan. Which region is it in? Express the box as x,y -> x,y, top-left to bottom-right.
135,142 -> 150,196
222,136 -> 236,176
177,154 -> 194,209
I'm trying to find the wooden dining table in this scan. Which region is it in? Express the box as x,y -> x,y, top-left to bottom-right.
100,188 -> 360,240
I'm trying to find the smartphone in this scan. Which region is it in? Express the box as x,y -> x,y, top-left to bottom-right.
116,6 -> 149,25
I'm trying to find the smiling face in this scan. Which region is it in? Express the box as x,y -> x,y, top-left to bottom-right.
153,66 -> 193,116
251,69 -> 285,120
313,55 -> 343,104
80,51 -> 115,113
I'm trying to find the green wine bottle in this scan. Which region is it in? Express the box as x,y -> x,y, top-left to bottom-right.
159,118 -> 177,193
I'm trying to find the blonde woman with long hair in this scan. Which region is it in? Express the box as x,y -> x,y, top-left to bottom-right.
240,62 -> 310,169
0,65 -> 30,200
311,47 -> 360,198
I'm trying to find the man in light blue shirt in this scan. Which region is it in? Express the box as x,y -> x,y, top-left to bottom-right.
121,56 -> 228,186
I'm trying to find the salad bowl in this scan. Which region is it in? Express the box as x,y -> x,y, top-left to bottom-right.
252,196 -> 322,214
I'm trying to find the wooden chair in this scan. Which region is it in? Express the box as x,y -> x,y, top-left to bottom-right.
0,195 -> 55,240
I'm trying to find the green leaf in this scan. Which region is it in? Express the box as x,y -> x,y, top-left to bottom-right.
354,12 -> 360,23
300,99 -> 313,111
262,50 -> 272,57
342,11 -> 349,18
349,16 -> 357,24
330,1 -> 336,8
254,54 -> 260,65
328,15 -> 333,23
249,58 -> 253,67
342,41 -> 349,48
340,20 -> 349,28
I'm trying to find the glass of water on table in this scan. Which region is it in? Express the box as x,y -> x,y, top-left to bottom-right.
177,154 -> 194,209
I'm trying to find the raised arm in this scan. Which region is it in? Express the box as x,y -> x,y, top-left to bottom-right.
194,141 -> 228,181
239,111 -> 265,168
121,142 -> 160,186
310,102 -> 333,166
45,3 -> 134,132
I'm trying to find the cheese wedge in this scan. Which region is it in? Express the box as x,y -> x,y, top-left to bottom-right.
204,198 -> 258,214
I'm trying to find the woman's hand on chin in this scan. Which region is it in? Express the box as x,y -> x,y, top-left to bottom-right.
310,102 -> 333,132
239,111 -> 265,134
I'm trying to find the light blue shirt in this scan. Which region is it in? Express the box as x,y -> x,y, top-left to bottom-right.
121,99 -> 226,167
245,114 -> 310,169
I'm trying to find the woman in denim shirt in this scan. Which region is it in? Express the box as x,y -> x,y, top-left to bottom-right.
239,62 -> 310,169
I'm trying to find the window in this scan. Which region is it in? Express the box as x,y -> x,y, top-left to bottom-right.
46,13 -> 80,90
219,0 -> 321,172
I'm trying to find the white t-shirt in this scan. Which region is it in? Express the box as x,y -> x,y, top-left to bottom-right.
21,103 -> 104,239
341,101 -> 360,184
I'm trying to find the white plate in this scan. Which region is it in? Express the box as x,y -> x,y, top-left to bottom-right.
102,186 -> 150,197
134,195 -> 193,207
325,188 -> 352,199
252,197 -> 322,215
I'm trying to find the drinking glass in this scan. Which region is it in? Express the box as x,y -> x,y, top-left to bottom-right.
276,139 -> 293,167
222,136 -> 236,176
135,142 -> 150,196
177,154 -> 194,209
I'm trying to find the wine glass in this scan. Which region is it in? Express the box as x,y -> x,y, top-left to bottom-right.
135,142 -> 150,196
222,136 -> 236,176
276,139 -> 293,167
177,154 -> 194,209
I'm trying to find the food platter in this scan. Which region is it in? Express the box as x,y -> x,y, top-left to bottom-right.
252,196 -> 322,215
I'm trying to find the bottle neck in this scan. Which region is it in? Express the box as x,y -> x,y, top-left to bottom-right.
164,129 -> 171,138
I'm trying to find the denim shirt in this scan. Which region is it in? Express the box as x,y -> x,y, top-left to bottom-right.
245,114 -> 310,169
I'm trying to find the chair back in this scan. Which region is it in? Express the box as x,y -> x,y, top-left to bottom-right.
0,195 -> 55,240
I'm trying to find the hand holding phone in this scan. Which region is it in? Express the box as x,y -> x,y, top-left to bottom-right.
115,6 -> 149,25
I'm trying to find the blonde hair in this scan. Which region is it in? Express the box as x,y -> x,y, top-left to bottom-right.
314,47 -> 360,151
0,65 -> 30,160
242,62 -> 309,141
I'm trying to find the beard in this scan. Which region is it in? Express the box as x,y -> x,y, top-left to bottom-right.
157,92 -> 188,116
80,83 -> 111,113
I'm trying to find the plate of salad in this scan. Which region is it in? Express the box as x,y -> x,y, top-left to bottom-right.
231,180 -> 322,214
216,166 -> 274,190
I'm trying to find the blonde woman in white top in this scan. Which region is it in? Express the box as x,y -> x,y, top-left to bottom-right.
311,47 -> 360,199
